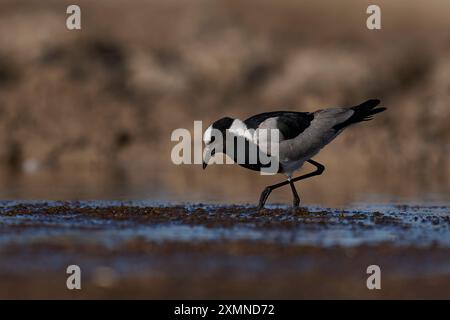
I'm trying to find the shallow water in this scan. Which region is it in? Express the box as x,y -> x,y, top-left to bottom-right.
0,200 -> 449,298
0,201 -> 448,247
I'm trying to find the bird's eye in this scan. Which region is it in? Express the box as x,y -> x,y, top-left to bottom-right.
209,136 -> 216,144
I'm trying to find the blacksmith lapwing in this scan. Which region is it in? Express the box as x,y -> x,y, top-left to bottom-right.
202,99 -> 386,209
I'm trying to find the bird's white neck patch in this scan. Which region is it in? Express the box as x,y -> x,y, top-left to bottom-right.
228,119 -> 254,141
203,125 -> 213,144
204,119 -> 255,145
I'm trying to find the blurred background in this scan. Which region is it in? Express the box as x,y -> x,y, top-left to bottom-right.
0,0 -> 448,205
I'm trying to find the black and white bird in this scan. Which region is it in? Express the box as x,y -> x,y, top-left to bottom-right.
202,99 -> 386,209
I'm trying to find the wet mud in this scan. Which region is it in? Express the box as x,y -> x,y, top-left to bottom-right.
0,201 -> 449,299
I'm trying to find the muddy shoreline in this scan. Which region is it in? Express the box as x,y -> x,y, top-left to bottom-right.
0,201 -> 449,299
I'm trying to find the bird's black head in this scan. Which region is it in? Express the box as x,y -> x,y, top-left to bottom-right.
203,117 -> 234,169
203,117 -> 234,145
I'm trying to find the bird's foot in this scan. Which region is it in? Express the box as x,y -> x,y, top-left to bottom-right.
292,197 -> 300,208
257,187 -> 272,211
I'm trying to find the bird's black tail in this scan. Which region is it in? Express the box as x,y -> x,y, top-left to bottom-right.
333,99 -> 386,131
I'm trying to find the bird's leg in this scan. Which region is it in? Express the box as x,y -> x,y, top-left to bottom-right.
257,159 -> 325,210
257,186 -> 274,210
289,179 -> 300,208
257,182 -> 284,211
289,159 -> 325,184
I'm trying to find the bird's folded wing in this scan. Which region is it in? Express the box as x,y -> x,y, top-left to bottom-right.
275,114 -> 314,141
244,112 -> 314,143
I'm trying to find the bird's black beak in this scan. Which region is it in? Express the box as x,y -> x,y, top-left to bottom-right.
202,145 -> 216,170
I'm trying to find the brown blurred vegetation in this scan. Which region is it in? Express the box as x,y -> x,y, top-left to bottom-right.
0,0 -> 448,204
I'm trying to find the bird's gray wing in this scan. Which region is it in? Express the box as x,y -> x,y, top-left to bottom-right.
280,108 -> 354,161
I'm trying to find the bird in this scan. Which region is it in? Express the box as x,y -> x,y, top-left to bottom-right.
202,99 -> 386,210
